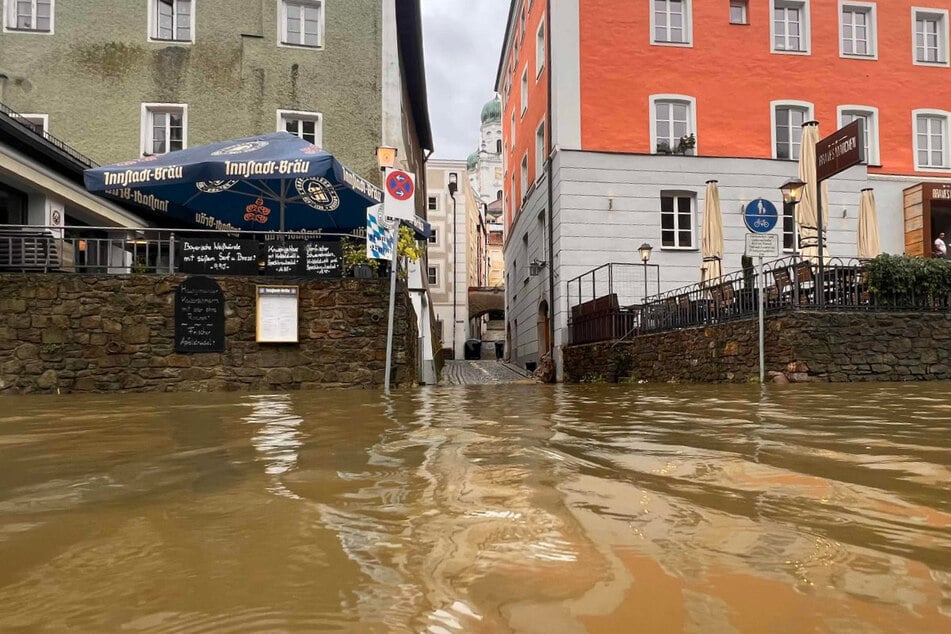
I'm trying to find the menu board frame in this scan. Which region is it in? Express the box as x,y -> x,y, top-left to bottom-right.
255,285 -> 300,344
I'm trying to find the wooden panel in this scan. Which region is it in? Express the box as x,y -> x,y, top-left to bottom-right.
904,187 -> 926,257
905,214 -> 923,232
905,229 -> 924,257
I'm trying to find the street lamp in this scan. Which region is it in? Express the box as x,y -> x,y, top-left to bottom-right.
780,178 -> 805,256
375,145 -> 398,172
638,242 -> 653,301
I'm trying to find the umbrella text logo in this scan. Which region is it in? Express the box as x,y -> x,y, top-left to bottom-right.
245,198 -> 272,224
103,166 -> 183,187
296,177 -> 340,212
224,160 -> 310,179
212,141 -> 270,156
197,180 -> 239,194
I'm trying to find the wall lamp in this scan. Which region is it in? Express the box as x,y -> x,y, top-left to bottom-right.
780,178 -> 806,206
375,145 -> 398,172
529,258 -> 547,276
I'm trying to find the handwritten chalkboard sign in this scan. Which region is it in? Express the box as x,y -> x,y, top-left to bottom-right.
305,241 -> 342,278
265,243 -> 304,276
175,276 -> 225,353
179,239 -> 259,275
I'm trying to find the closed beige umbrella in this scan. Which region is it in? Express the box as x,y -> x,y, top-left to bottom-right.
857,188 -> 880,259
700,179 -> 724,284
796,121 -> 829,261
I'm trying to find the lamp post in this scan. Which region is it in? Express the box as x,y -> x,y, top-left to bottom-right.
376,145 -> 398,395
448,175 -> 458,360
780,178 -> 805,256
638,242 -> 653,302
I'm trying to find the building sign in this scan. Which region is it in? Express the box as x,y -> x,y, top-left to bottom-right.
932,187 -> 951,201
745,233 -> 779,258
816,119 -> 865,182
174,276 -> 226,353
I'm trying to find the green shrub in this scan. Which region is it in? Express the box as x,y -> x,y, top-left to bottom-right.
865,254 -> 951,306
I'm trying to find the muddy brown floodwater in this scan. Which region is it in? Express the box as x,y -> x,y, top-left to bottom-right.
0,383 -> 949,633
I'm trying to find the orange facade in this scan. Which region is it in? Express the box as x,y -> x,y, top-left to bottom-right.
579,0 -> 951,173
501,0 -> 548,229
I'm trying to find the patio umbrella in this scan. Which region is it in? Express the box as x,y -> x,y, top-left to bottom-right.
84,132 -> 383,232
857,188 -> 880,259
796,122 -> 830,261
700,179 -> 724,284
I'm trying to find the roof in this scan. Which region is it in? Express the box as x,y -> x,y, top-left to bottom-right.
481,98 -> 501,124
494,0 -> 520,91
396,0 -> 434,152
0,101 -> 98,186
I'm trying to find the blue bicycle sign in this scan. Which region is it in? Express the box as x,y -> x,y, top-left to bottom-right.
743,198 -> 779,233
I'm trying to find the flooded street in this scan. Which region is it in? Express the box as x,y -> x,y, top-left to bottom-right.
0,384 -> 948,633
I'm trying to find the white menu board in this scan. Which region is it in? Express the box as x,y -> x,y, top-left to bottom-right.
255,286 -> 299,343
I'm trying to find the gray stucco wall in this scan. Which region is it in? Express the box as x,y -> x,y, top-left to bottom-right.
505,149 -> 919,375
0,0 -> 383,179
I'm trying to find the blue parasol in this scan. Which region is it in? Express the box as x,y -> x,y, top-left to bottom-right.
84,132 -> 383,232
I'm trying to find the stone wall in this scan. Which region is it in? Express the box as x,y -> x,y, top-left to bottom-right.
563,311 -> 951,384
0,274 -> 418,394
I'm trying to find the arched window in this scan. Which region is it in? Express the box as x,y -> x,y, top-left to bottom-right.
496,139 -> 502,153
497,190 -> 503,200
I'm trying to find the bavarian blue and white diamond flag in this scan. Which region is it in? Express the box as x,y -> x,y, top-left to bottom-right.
366,204 -> 395,260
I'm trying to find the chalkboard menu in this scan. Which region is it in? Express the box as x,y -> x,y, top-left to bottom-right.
305,241 -> 342,278
180,239 -> 259,275
175,276 -> 226,353
265,243 -> 304,275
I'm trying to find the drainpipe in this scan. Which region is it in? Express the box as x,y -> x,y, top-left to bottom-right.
449,178 -> 458,358
545,0 -> 555,359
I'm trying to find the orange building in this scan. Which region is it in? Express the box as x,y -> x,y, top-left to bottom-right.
497,0 -> 951,373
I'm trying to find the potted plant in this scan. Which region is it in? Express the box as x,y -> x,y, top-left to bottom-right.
676,133 -> 696,156
656,140 -> 672,155
342,238 -> 380,278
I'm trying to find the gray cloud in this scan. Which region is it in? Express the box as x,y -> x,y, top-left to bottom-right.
421,0 -> 508,159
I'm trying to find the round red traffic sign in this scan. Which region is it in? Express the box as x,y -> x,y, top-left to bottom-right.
385,170 -> 415,201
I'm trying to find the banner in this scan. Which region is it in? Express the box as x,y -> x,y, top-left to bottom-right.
366,204 -> 395,260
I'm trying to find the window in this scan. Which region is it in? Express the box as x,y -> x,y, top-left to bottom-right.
520,67 -> 528,115
771,0 -> 810,54
510,112 -> 516,150
150,0 -> 193,42
496,189 -> 503,200
535,121 -> 545,181
428,228 -> 438,244
650,95 -> 696,154
914,111 -> 950,170
496,139 -> 502,153
913,8 -> 949,66
12,113 -> 48,135
427,266 -> 438,285
4,0 -> 52,32
141,104 -> 186,156
838,106 -> 879,165
840,3 -> 876,58
280,0 -> 323,48
782,202 -> 797,252
277,110 -> 322,146
0,183 -> 28,225
772,102 -> 812,159
660,192 -> 695,249
535,18 -> 545,77
653,0 -> 691,45
520,155 -> 528,199
730,1 -> 748,24
428,196 -> 438,211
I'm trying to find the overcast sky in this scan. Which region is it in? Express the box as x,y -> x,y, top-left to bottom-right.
421,0 -> 508,159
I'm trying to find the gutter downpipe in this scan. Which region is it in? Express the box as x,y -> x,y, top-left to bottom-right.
545,0 -> 555,364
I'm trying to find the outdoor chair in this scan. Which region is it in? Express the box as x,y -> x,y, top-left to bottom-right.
794,261 -> 815,305
770,266 -> 793,307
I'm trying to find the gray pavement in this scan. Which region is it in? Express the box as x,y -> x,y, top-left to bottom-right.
440,360 -> 536,386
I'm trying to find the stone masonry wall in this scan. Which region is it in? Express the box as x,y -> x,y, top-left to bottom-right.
563,311 -> 951,384
0,274 -> 418,394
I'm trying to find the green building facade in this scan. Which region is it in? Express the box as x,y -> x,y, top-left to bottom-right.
0,0 -> 431,185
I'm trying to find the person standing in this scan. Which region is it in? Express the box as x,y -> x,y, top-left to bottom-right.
934,232 -> 947,258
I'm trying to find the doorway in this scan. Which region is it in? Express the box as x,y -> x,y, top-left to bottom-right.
537,300 -> 550,360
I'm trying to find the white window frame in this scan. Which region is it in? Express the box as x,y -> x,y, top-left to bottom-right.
427,195 -> 438,211
913,109 -> 951,172
276,109 -> 323,147
534,119 -> 545,183
837,105 -> 880,166
428,228 -> 438,245
839,1 -> 877,59
427,265 -> 438,287
510,111 -> 516,150
649,94 -> 698,155
520,154 -> 528,199
770,0 -> 811,55
660,191 -> 696,250
520,67 -> 529,116
651,0 -> 692,47
140,103 -> 188,157
770,100 -> 814,160
730,1 -> 748,25
912,7 -> 950,67
12,113 -> 48,135
782,201 -> 798,253
535,15 -> 545,78
3,0 -> 54,34
278,0 -> 324,50
147,0 -> 195,43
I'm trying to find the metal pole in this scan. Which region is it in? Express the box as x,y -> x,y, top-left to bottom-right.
383,227 -> 398,395
816,176 -> 824,308
168,232 -> 176,273
758,255 -> 765,383
643,261 -> 648,302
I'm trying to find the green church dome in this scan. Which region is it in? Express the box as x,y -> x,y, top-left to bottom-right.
480,98 -> 501,124
467,151 -> 480,170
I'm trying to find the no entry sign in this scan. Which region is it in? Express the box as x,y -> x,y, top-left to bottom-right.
383,168 -> 416,220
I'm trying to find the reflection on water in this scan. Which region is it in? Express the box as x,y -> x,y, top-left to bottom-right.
0,384 -> 948,632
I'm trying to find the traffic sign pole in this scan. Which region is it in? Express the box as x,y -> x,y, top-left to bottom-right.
759,255 -> 765,384
381,213 -> 398,395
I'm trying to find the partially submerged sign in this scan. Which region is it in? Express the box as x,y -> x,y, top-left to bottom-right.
175,276 -> 225,353
817,119 -> 865,182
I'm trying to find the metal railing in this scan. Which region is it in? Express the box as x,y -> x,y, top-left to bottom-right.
0,102 -> 99,168
565,263 -> 660,345
0,224 -> 367,275
567,255 -> 951,345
